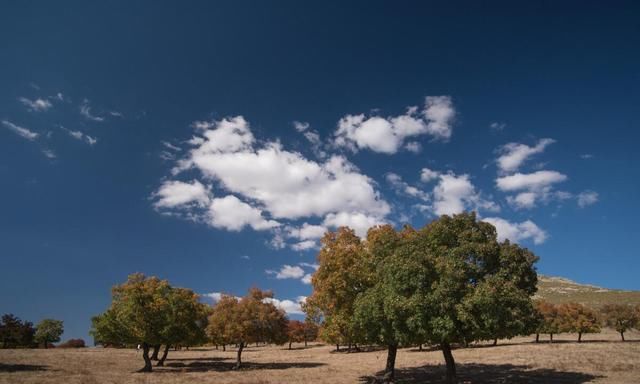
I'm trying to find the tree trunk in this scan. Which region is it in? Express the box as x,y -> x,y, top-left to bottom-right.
336,344 -> 340,351
493,338 -> 498,346
44,339 -> 48,349
620,331 -> 625,342
289,341 -> 292,350
535,333 -> 539,343
384,344 -> 398,382
223,344 -> 226,351
235,342 -> 244,369
139,343 -> 153,372
305,339 -> 308,347
151,344 -> 160,360
441,342 -> 457,384
156,344 -> 170,366
578,332 -> 582,342
550,333 -> 553,343
419,344 -> 423,351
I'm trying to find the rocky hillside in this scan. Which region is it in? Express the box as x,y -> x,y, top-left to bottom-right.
535,275 -> 640,308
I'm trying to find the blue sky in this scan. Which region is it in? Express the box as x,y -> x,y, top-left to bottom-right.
1,1 -> 639,342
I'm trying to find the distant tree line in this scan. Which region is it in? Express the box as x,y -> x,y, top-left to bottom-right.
0,314 -> 66,349
535,300 -> 640,342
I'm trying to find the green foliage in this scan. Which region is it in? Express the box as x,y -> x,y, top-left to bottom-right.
34,319 -> 64,347
91,273 -> 209,371
0,314 -> 35,348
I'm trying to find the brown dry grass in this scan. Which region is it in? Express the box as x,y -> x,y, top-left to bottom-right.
1,329 -> 639,384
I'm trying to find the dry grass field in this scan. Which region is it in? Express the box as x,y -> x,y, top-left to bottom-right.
1,329 -> 639,384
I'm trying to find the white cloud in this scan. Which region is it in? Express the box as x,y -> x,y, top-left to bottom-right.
496,170 -> 568,209
496,170 -> 567,191
420,168 -> 440,183
580,154 -> 594,160
18,97 -> 52,112
577,190 -> 599,208
208,195 -> 280,231
2,120 -> 38,140
291,240 -> 318,251
162,141 -> 181,151
333,96 -> 455,154
299,262 -> 319,270
287,223 -> 327,240
404,141 -> 422,153
42,149 -> 56,159
322,211 -> 383,237
432,172 -> 499,216
175,116 -> 390,221
483,217 -> 548,245
264,296 -> 307,315
301,274 -> 313,285
80,99 -> 105,122
293,121 -> 325,158
496,138 -> 555,173
268,264 -> 306,279
154,180 -> 211,209
61,126 -> 98,146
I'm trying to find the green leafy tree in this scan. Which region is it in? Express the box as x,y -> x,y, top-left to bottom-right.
352,224 -> 419,380
601,304 -> 639,341
156,286 -> 210,366
0,314 -> 36,348
206,288 -> 288,369
559,303 -> 600,342
402,213 -> 537,384
91,273 -> 172,372
34,319 -> 64,348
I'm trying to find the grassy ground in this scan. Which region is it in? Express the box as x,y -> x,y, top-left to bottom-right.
1,329 -> 639,383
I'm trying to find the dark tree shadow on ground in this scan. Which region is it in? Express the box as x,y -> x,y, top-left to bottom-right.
166,356 -> 230,362
0,363 -> 49,372
155,360 -> 326,373
360,363 -> 601,383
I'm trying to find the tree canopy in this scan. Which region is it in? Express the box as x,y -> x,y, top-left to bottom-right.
206,288 -> 288,369
91,273 -> 207,371
34,319 -> 64,349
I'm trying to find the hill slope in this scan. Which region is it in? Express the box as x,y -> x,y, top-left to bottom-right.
535,275 -> 640,307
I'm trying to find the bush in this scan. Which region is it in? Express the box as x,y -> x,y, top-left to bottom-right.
58,338 -> 86,348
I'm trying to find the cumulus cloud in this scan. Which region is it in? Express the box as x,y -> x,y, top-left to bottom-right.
483,217 -> 548,244
267,264 -> 305,279
420,168 -> 440,183
496,138 -> 555,173
496,170 -> 568,209
156,115 -> 389,243
577,190 -> 599,208
293,121 -> 325,158
264,296 -> 307,315
153,180 -> 210,209
208,195 -> 280,231
404,141 -> 422,153
2,120 -> 38,140
322,211 -> 384,237
431,172 -> 499,216
18,97 -> 52,112
334,96 -> 455,154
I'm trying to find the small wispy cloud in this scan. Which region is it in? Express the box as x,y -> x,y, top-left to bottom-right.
18,97 -> 52,112
2,120 -> 39,140
60,126 -> 98,146
42,149 -> 56,159
80,99 -> 105,122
